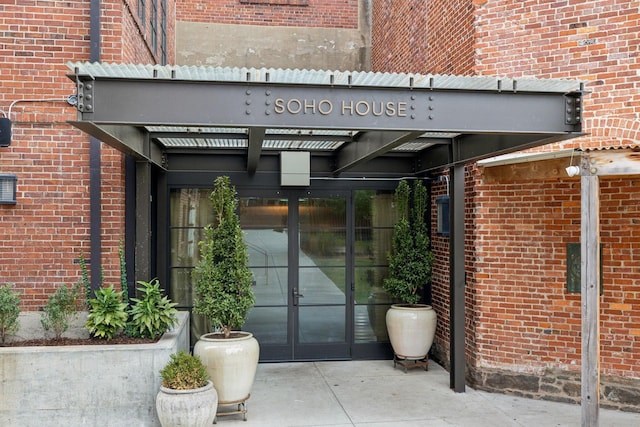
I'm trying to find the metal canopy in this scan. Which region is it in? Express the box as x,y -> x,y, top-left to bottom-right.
67,62 -> 585,176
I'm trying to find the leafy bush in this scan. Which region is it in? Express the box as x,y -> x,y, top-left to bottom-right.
0,284 -> 21,343
383,180 -> 434,305
160,350 -> 210,390
85,285 -> 128,339
193,176 -> 254,338
41,284 -> 82,339
128,278 -> 178,339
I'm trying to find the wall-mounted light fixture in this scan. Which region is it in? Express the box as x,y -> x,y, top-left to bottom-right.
1,96 -> 77,148
0,174 -> 17,204
565,165 -> 581,177
0,111 -> 11,147
436,175 -> 450,235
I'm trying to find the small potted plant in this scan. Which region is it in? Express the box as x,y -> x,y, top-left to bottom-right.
383,179 -> 437,370
192,175 -> 259,413
156,350 -> 218,427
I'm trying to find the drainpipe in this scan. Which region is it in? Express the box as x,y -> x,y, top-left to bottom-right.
89,0 -> 101,293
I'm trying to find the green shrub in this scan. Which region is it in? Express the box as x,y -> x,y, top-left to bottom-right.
193,176 -> 254,338
85,285 -> 128,339
160,350 -> 210,390
0,284 -> 21,343
128,278 -> 178,339
383,180 -> 434,305
41,284 -> 82,339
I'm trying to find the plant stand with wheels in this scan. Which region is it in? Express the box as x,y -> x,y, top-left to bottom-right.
215,395 -> 249,422
393,354 -> 429,373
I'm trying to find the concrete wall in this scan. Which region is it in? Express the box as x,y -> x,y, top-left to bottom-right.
175,0 -> 371,70
0,312 -> 189,427
177,22 -> 370,70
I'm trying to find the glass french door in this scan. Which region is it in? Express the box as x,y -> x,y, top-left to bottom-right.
241,191 -> 350,361
168,185 -> 397,362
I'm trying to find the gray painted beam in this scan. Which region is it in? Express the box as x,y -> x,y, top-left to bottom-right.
416,133 -> 584,173
334,131 -> 424,175
247,127 -> 266,175
449,160 -> 466,393
76,78 -> 581,134
135,161 -> 152,283
70,121 -> 164,168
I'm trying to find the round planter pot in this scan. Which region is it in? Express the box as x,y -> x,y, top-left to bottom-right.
156,380 -> 218,427
194,331 -> 260,404
386,304 -> 437,359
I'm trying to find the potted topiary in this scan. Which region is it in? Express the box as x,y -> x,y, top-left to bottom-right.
192,175 -> 259,417
383,179 -> 437,371
156,350 -> 218,427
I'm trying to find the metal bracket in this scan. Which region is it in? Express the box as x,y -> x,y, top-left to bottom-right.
76,79 -> 95,113
564,93 -> 582,125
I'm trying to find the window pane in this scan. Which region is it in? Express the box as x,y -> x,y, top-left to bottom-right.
251,266 -> 289,306
299,266 -> 345,305
298,306 -> 345,343
355,303 -> 391,343
244,307 -> 288,345
169,267 -> 193,306
170,228 -> 204,266
170,188 -> 213,227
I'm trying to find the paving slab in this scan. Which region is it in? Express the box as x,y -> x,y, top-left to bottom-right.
233,360 -> 640,427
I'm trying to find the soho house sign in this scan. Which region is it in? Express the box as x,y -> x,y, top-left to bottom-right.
273,97 -> 411,118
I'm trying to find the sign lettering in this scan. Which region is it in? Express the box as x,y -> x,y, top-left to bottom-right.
273,98 -> 409,118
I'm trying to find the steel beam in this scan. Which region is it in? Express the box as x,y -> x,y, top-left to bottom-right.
333,131 -> 424,175
247,127 -> 265,175
70,121 -> 164,168
73,78 -> 581,134
449,159 -> 466,392
416,133 -> 584,173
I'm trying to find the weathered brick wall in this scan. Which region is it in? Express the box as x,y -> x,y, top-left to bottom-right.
470,0 -> 640,381
0,0 -> 173,309
176,0 -> 358,28
372,0 -> 474,74
427,0 -> 640,409
372,0 -> 640,410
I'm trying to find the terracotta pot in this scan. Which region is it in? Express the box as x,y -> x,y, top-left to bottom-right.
194,331 -> 260,404
156,380 -> 218,427
386,304 -> 437,359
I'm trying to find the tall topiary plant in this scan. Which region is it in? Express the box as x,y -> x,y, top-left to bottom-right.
192,176 -> 254,338
383,179 -> 434,305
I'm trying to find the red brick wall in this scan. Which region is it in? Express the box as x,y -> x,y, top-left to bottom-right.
468,0 -> 640,380
176,0 -> 358,28
0,0 -> 173,309
372,0 -> 475,74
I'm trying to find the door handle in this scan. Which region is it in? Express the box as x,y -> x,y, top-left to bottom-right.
292,287 -> 304,305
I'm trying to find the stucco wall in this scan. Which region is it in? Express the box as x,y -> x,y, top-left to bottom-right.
176,22 -> 369,70
175,0 -> 370,70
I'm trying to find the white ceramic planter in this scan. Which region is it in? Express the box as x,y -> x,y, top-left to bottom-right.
386,304 -> 437,359
156,380 -> 218,427
194,332 -> 260,404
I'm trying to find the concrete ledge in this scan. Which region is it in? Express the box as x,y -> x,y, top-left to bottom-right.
0,311 -> 189,427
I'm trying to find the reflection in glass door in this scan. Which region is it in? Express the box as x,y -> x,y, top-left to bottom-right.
169,186 -> 398,362
295,194 -> 349,359
240,196 -> 292,360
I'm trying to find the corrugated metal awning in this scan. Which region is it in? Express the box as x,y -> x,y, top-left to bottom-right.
66,62 -> 586,177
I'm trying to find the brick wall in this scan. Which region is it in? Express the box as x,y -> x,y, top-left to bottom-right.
372,0 -> 474,74
425,0 -> 640,409
176,0 -> 358,28
0,0 -> 173,309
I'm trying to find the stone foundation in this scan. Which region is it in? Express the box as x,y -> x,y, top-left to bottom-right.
430,346 -> 640,413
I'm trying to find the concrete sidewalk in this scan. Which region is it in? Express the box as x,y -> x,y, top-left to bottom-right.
218,359 -> 639,427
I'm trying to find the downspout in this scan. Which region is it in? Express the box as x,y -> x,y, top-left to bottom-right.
89,0 -> 102,293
